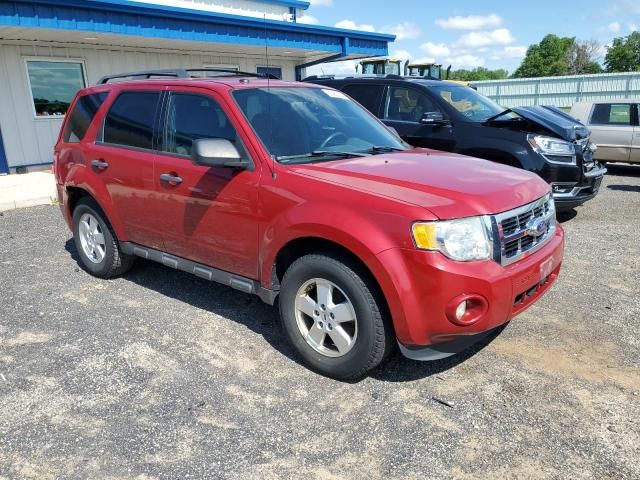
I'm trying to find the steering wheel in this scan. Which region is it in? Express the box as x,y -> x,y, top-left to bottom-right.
319,132 -> 348,149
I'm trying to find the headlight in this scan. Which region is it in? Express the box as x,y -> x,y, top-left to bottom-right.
412,216 -> 492,261
528,135 -> 576,164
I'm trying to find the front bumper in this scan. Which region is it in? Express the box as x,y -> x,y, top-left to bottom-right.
378,225 -> 564,354
552,165 -> 607,210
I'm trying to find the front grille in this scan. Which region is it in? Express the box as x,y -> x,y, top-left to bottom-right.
493,195 -> 556,266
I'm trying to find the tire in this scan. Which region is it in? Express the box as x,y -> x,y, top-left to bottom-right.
279,253 -> 393,380
72,197 -> 135,279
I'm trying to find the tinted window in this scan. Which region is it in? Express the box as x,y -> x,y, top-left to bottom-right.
384,86 -> 442,122
590,104 -> 632,126
165,93 -> 237,157
64,93 -> 108,143
104,92 -> 160,149
342,84 -> 384,115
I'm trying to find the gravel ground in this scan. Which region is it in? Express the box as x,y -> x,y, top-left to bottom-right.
1,165 -> 639,480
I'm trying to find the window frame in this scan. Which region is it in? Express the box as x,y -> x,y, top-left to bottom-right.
97,89 -> 163,154
588,103 -> 635,127
23,57 -> 88,120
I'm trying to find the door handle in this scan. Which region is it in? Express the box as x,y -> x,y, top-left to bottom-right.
160,173 -> 183,186
91,159 -> 109,170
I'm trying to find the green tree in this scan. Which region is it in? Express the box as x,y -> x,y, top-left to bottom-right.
512,34 -> 575,78
448,67 -> 509,81
605,31 -> 640,72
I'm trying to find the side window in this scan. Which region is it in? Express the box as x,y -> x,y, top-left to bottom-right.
590,103 -> 632,126
103,91 -> 160,149
342,84 -> 384,116
164,93 -> 237,157
383,86 -> 441,122
64,92 -> 108,143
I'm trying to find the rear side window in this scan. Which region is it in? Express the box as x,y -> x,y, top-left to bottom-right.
590,104 -> 632,126
342,84 -> 384,115
63,92 -> 108,143
103,91 -> 160,149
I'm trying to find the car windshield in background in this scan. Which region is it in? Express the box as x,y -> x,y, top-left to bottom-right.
430,84 -> 517,123
233,87 -> 406,163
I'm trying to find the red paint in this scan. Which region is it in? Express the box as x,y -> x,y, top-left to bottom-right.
55,78 -> 564,349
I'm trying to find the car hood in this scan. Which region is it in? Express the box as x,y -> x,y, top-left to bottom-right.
287,149 -> 550,220
512,105 -> 590,141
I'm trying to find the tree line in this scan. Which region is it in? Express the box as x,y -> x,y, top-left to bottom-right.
448,32 -> 640,81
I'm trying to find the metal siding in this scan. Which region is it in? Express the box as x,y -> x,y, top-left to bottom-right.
0,41 -> 300,169
475,72 -> 640,108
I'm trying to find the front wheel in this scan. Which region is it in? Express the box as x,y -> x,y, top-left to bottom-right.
279,253 -> 393,380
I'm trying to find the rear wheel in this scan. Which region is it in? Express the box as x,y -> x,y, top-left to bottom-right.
279,253 -> 392,380
72,198 -> 135,278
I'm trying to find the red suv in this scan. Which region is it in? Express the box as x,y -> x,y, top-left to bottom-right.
54,69 -> 564,380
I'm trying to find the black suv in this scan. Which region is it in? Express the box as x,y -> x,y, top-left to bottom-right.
305,75 -> 607,211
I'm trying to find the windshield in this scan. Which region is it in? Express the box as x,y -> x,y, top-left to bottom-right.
233,87 -> 406,163
430,84 -> 516,122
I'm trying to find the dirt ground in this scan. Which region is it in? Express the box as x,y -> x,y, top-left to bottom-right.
1,165 -> 639,479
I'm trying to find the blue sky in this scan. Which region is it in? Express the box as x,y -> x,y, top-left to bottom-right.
302,0 -> 640,75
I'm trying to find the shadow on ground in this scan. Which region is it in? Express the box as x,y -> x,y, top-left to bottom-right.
604,163 -> 640,177
64,239 -> 500,383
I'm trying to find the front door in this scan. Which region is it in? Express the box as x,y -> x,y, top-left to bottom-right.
153,88 -> 261,279
381,85 -> 456,151
92,88 -> 164,249
589,103 -> 634,163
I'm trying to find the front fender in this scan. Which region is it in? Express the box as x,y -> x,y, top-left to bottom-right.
260,201 -> 412,333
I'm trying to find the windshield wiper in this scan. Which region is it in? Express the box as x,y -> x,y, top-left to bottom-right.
277,150 -> 369,164
484,109 -> 513,123
359,146 -> 406,154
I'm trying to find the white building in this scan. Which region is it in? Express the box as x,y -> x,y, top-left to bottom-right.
0,0 -> 394,174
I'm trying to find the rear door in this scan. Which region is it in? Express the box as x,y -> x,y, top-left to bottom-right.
153,87 -> 261,279
588,103 -> 633,162
92,88 -> 165,249
381,85 -> 456,151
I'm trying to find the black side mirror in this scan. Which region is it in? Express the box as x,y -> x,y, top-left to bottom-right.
191,138 -> 251,169
420,111 -> 449,125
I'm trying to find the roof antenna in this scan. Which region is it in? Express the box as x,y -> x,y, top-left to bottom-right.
263,14 -> 276,179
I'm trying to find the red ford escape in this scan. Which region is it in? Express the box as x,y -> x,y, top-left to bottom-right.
54,69 -> 564,380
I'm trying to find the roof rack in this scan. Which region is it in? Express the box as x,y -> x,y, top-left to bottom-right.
97,68 -> 277,85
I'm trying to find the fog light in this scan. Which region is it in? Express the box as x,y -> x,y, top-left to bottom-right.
445,294 -> 489,326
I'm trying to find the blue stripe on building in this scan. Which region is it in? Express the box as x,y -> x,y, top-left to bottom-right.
1,0 -> 393,57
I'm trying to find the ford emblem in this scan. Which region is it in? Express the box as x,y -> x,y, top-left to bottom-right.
528,217 -> 549,237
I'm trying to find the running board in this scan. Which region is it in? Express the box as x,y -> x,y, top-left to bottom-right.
120,242 -> 278,305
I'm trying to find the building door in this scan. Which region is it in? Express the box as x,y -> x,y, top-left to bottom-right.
0,125 -> 8,174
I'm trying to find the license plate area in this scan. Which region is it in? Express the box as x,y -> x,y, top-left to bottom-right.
540,257 -> 554,281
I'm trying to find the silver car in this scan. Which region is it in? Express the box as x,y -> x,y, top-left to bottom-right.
570,100 -> 640,164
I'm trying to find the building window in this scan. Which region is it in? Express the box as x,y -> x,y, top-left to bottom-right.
25,60 -> 87,117
202,64 -> 240,77
257,66 -> 282,79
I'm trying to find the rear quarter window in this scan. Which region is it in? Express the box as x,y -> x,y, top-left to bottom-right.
63,92 -> 108,143
589,103 -> 632,126
103,91 -> 161,150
